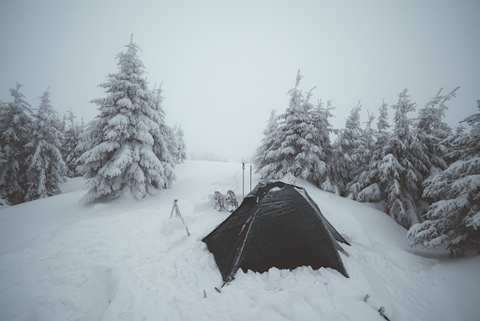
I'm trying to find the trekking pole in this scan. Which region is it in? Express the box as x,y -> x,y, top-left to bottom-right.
250,165 -> 252,192
242,163 -> 245,199
170,199 -> 190,236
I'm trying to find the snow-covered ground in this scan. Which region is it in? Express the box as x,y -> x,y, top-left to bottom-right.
0,160 -> 479,321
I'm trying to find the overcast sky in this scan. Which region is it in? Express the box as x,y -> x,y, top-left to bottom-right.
1,0 -> 479,162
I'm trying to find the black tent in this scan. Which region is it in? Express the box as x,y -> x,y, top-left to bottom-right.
202,181 -> 350,284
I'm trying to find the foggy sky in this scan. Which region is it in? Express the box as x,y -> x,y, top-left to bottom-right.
1,0 -> 479,162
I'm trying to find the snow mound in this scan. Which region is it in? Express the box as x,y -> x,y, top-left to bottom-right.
160,217 -> 186,236
193,194 -> 214,213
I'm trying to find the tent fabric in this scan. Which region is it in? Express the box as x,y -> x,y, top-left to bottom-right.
202,181 -> 350,284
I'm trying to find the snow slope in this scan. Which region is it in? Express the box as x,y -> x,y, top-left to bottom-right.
0,160 -> 479,321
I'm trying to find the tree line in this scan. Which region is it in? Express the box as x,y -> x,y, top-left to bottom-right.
254,70 -> 479,257
0,37 -> 186,206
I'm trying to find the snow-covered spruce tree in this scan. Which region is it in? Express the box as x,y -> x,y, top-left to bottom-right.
257,71 -> 306,180
151,84 -> 175,184
348,101 -> 388,199
164,126 -> 178,163
348,102 -> 389,200
24,89 -> 66,201
58,113 -> 68,162
0,84 -> 33,204
442,124 -> 466,165
408,100 -> 480,257
254,109 -> 281,177
359,110 -> 376,165
62,108 -> 83,177
259,71 -> 329,185
73,116 -> 86,166
77,37 -> 175,202
415,87 -> 458,172
362,110 -> 376,147
331,102 -> 368,196
342,110 -> 376,198
313,99 -> 336,191
351,90 -> 430,228
172,122 -> 187,164
376,100 -> 391,142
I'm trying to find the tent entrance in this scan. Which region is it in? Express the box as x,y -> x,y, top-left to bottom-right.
240,245 -> 318,273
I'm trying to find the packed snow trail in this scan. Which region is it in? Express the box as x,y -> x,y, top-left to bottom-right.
0,161 -> 479,320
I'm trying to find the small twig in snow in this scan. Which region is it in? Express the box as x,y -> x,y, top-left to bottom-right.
378,306 -> 390,321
